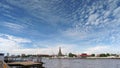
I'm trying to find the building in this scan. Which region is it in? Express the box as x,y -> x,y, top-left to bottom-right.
58,47 -> 63,56
0,53 -> 4,61
80,53 -> 90,58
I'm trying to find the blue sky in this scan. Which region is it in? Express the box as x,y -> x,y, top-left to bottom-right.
0,0 -> 120,55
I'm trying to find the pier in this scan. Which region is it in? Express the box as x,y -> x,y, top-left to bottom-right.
4,56 -> 44,68
7,61 -> 44,68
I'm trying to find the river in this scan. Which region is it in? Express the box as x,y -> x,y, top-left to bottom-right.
42,58 -> 120,68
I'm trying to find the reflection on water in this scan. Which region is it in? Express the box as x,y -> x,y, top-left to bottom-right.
42,58 -> 120,68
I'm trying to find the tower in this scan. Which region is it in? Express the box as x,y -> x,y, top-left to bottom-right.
58,47 -> 62,56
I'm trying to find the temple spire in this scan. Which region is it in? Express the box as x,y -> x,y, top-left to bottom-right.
58,47 -> 62,56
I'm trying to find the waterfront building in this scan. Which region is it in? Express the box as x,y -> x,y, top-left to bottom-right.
79,53 -> 90,58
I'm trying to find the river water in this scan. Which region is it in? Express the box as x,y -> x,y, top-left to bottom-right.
42,58 -> 120,68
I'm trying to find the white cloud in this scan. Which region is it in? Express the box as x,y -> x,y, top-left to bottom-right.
0,34 -> 31,43
0,37 -> 21,53
8,43 -> 76,55
2,0 -> 120,55
104,11 -> 111,18
0,34 -> 76,55
10,46 -> 67,55
86,14 -> 99,25
84,46 -> 110,54
0,34 -> 31,54
10,48 -> 52,55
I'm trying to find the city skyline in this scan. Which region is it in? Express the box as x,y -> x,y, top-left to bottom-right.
0,0 -> 120,55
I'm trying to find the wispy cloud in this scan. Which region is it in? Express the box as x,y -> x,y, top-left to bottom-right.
86,13 -> 99,25
0,0 -> 120,54
0,34 -> 31,43
3,22 -> 24,31
5,0 -> 72,25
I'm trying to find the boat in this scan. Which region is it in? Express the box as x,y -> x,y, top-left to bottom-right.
0,53 -> 10,68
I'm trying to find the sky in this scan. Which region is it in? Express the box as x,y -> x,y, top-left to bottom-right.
0,0 -> 120,55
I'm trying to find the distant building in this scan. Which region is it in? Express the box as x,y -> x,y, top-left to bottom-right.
0,53 -> 4,61
80,53 -> 90,58
7,53 -> 9,57
58,47 -> 63,56
37,54 -> 50,57
21,54 -> 26,57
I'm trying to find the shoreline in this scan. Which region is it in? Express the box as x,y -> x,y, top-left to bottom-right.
49,57 -> 120,59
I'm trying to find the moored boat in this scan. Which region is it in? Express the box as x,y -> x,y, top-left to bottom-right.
0,53 -> 10,68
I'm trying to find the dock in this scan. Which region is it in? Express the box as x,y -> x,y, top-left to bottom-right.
0,60 -> 10,68
7,61 -> 44,68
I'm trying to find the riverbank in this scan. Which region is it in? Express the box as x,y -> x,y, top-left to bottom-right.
49,57 -> 120,59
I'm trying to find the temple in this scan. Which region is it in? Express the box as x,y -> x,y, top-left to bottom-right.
58,47 -> 63,56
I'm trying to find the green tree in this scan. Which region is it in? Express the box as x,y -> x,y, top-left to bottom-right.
68,53 -> 77,57
91,54 -> 95,57
106,53 -> 110,56
99,53 -> 107,57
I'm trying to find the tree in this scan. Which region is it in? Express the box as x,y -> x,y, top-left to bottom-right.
68,53 -> 77,57
99,53 -> 107,57
91,54 -> 95,57
106,53 -> 110,56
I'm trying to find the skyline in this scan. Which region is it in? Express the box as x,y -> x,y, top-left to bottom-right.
0,0 -> 120,55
